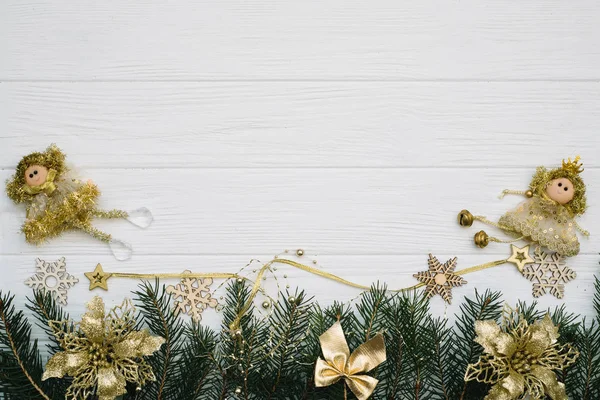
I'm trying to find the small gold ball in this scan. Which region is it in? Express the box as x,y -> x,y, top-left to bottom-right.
474,230 -> 489,248
235,387 -> 243,394
288,296 -> 296,304
236,278 -> 243,284
296,249 -> 304,256
525,190 -> 534,198
136,386 -> 142,392
233,329 -> 242,337
262,301 -> 270,309
458,210 -> 474,227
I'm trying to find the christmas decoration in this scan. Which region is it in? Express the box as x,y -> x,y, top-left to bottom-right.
5,144 -> 153,260
24,257 -> 78,305
41,296 -> 164,400
458,157 -> 589,256
166,271 -> 219,321
465,307 -> 579,400
1,276 -> 598,400
506,244 -> 535,272
412,254 -> 467,303
314,321 -> 386,400
522,247 -> 577,299
83,263 -> 238,291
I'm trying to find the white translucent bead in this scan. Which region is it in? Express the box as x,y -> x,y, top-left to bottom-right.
109,239 -> 133,261
126,207 -> 153,229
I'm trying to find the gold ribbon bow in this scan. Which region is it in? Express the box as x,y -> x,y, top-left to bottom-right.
22,169 -> 57,195
314,321 -> 386,400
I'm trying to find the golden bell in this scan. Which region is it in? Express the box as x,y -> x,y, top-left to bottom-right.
474,231 -> 489,248
458,210 -> 474,227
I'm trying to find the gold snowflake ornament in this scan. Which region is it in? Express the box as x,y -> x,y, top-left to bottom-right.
25,257 -> 79,305
521,248 -> 576,299
166,271 -> 219,321
413,254 -> 466,304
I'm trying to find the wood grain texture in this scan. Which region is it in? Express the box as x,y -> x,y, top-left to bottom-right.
1,168 -> 598,256
1,82 -> 600,168
1,0 -> 599,350
2,0 -> 600,80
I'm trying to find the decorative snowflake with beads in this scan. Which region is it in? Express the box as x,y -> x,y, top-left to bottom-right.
521,248 -> 576,299
166,271 -> 218,321
24,257 -> 79,305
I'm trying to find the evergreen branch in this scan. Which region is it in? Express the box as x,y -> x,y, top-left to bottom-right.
451,289 -> 503,400
133,279 -> 185,400
0,292 -> 50,400
26,290 -> 70,354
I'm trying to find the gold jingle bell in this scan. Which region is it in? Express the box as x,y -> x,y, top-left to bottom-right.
458,210 -> 474,227
474,230 -> 489,248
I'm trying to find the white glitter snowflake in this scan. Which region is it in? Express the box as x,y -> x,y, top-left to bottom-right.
25,257 -> 79,305
166,271 -> 218,321
521,248 -> 576,299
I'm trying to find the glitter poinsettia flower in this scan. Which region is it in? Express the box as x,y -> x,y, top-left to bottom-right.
42,296 -> 165,400
464,310 -> 578,400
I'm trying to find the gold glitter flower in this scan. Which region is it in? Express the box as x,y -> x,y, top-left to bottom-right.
42,296 -> 165,400
464,308 -> 578,400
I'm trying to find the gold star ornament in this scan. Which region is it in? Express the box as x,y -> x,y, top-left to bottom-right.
413,254 -> 467,304
507,244 -> 535,272
84,263 -> 112,290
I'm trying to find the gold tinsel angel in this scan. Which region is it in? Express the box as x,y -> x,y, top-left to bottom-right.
5,144 -> 152,259
458,157 -> 588,257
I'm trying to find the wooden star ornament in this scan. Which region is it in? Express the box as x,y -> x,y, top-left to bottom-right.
84,263 -> 113,290
506,244 -> 534,272
413,254 -> 467,304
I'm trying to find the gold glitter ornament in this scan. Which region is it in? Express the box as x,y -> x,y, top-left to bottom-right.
5,144 -> 153,260
413,254 -> 467,304
465,308 -> 578,400
42,296 -> 165,400
457,157 -> 588,256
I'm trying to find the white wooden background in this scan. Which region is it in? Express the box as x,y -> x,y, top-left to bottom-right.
1,1 -> 599,346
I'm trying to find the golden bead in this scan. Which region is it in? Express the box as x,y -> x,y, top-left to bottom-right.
235,387 -> 243,395
457,210 -> 474,227
525,190 -> 534,198
262,301 -> 270,309
236,278 -> 243,284
288,296 -> 296,304
296,249 -> 305,256
474,230 -> 489,248
233,329 -> 242,337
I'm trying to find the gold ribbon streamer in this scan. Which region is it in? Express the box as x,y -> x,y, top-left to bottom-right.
229,258 -> 509,331
315,321 -> 386,400
22,169 -> 57,195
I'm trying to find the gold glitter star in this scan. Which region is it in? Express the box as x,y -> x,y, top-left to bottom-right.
84,263 -> 112,291
507,244 -> 534,272
413,254 -> 466,304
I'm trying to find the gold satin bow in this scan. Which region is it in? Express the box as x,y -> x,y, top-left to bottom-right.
22,169 -> 57,195
314,321 -> 386,400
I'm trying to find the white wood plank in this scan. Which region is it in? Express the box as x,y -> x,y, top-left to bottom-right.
2,82 -> 600,168
2,0 -> 600,80
1,168 -> 598,256
1,254 -> 597,347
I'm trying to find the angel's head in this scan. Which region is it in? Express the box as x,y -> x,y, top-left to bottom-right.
530,157 -> 587,215
5,144 -> 66,203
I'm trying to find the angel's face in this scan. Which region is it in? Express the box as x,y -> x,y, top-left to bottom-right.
24,165 -> 49,187
546,177 -> 575,205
